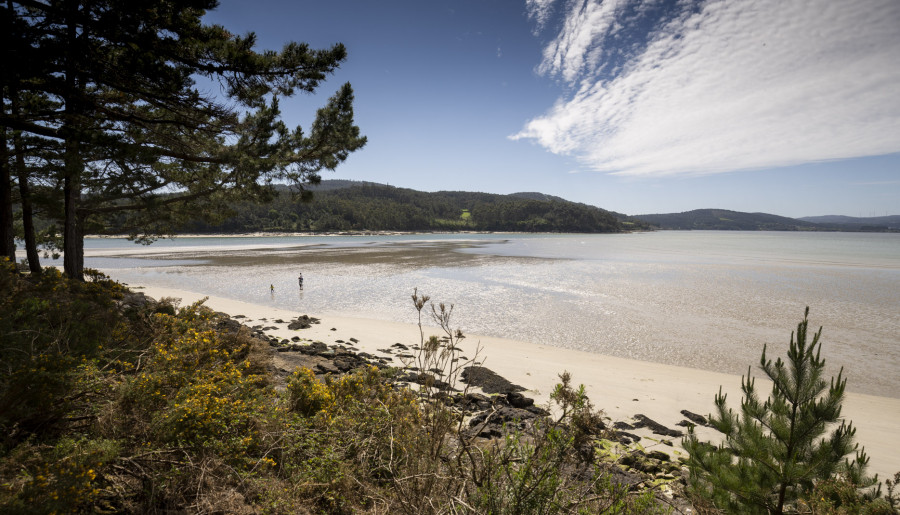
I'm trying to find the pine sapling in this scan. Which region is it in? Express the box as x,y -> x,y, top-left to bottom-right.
684,307 -> 877,514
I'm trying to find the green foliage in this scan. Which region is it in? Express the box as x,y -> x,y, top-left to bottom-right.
796,475 -> 897,514
0,259 -> 127,443
472,373 -> 665,514
174,181 -> 628,234
684,308 -> 878,514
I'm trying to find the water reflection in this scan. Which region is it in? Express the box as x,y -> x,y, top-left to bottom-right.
97,232 -> 900,398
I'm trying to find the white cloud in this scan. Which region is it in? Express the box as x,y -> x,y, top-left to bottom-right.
513,0 -> 900,177
525,0 -> 557,34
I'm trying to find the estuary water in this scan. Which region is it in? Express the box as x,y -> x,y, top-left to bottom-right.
83,231 -> 900,398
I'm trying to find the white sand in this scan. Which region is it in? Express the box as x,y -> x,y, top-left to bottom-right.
134,283 -> 900,481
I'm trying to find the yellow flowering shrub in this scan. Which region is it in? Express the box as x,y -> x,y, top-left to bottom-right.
1,437 -> 118,515
286,367 -> 335,417
117,302 -> 272,466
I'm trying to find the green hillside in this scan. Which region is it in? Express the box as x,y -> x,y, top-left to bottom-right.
166,181 -> 642,234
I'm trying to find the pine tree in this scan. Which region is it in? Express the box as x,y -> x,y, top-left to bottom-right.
1,0 -> 366,279
684,307 -> 876,514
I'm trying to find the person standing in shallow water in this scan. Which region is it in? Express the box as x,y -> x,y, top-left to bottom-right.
298,273 -> 304,290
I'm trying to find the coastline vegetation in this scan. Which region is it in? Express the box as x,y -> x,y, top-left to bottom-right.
2,260 -> 898,513
0,260 -> 664,513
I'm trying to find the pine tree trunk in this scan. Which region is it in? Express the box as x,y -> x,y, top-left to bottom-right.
0,124 -> 15,264
62,148 -> 84,281
13,128 -> 41,274
62,0 -> 84,281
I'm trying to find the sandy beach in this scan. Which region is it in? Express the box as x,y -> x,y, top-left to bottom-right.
132,282 -> 900,481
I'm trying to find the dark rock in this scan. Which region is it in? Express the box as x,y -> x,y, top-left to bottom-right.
613,421 -> 635,430
288,315 -> 320,330
116,291 -> 155,312
474,426 -> 503,439
632,414 -> 683,437
274,319 -> 285,324
349,337 -> 359,343
680,409 -> 709,426
315,361 -> 339,375
526,405 -> 551,416
234,314 -> 246,319
400,372 -> 454,391
468,406 -> 539,437
331,328 -> 337,331
506,391 -> 534,409
291,336 -> 301,342
392,343 -> 408,350
461,366 -> 526,394
296,341 -> 329,355
333,358 -> 355,373
620,452 -> 662,474
214,317 -> 242,334
647,450 -> 670,462
453,393 -> 493,412
335,339 -> 345,343
615,431 -> 642,445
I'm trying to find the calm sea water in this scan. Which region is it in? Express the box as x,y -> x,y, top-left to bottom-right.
80,231 -> 900,398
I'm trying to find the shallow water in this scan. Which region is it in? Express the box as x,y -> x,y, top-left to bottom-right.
80,231 -> 900,398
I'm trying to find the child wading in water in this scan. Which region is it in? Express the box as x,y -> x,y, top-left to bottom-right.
298,273 -> 304,290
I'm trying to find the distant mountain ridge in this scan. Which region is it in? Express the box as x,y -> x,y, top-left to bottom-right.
634,209 -> 898,232
798,215 -> 900,229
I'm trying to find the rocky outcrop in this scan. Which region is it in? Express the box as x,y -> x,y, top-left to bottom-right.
461,366 -> 526,394
632,414 -> 683,437
287,315 -> 320,330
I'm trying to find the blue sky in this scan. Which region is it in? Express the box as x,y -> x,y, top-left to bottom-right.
204,0 -> 900,218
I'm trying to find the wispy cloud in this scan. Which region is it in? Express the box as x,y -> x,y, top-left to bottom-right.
513,0 -> 900,177
525,0 -> 557,34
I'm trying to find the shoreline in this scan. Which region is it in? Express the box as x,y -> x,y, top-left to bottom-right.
129,282 -> 900,481
85,230 -> 546,239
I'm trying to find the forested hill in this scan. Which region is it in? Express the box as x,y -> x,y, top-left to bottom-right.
176,181 -> 646,233
636,209 -> 822,231
798,215 -> 900,231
